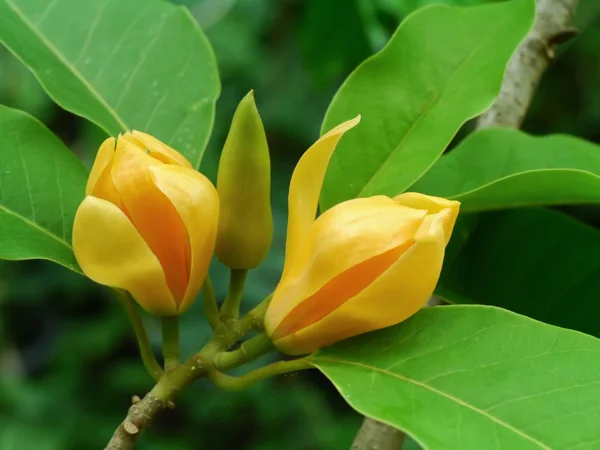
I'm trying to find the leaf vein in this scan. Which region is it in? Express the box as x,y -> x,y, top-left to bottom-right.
358,9 -> 513,197
313,357 -> 551,449
6,0 -> 129,132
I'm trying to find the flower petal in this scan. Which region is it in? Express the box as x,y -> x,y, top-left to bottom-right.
270,240 -> 413,341
73,196 -> 176,315
273,211 -> 447,355
150,165 -> 219,314
122,131 -> 192,168
394,192 -> 460,244
112,140 -> 190,303
265,196 -> 426,338
86,137 -> 124,208
86,137 -> 115,195
283,116 -> 360,280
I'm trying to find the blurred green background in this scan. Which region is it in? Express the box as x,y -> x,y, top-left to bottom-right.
1,0 -> 599,448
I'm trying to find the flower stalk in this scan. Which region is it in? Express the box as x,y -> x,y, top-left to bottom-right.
202,275 -> 220,330
114,289 -> 163,382
220,268 -> 248,321
161,316 -> 180,372
207,358 -> 313,392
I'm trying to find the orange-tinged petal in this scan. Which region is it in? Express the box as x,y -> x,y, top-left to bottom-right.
394,192 -> 460,244
112,140 -> 190,304
265,196 -> 426,337
86,137 -> 115,195
271,240 -> 413,340
121,131 -> 192,168
283,116 -> 360,280
73,196 -> 177,315
150,165 -> 219,314
273,211 -> 447,355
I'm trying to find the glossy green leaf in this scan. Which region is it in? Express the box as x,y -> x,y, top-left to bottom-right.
0,0 -> 220,167
437,208 -> 600,338
412,129 -> 600,212
311,305 -> 600,450
0,106 -> 87,272
320,0 -> 534,210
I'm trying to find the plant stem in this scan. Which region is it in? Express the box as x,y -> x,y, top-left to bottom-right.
161,316 -> 180,372
220,268 -> 247,321
202,275 -> 220,330
114,290 -> 163,382
215,333 -> 274,371
105,293 -> 274,449
207,358 -> 313,392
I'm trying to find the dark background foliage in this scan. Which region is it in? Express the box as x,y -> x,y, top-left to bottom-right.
1,0 -> 599,448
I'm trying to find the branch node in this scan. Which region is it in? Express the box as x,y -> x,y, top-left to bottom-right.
123,421 -> 139,435
131,395 -> 141,405
548,27 -> 579,46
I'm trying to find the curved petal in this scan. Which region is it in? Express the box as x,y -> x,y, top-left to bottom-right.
73,196 -> 176,315
270,240 -> 413,340
265,196 -> 426,335
283,116 -> 360,280
394,192 -> 460,244
112,140 -> 190,303
86,137 -> 123,208
121,131 -> 192,168
86,137 -> 115,195
150,165 -> 219,314
273,211 -> 447,355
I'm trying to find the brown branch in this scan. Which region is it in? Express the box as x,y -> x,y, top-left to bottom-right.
105,394 -> 168,450
352,1 -> 579,449
477,0 -> 579,129
351,419 -> 406,450
104,352 -> 212,450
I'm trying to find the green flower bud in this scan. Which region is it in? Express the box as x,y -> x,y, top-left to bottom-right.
216,91 -> 273,269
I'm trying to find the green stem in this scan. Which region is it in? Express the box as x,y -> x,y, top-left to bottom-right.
106,292 -> 277,448
162,316 -> 180,371
215,333 -> 274,371
202,275 -> 219,330
114,290 -> 163,382
207,359 -> 313,392
220,268 -> 248,321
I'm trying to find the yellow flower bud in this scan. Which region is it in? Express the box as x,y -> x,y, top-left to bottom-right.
72,131 -> 219,316
264,117 -> 460,355
216,91 -> 272,269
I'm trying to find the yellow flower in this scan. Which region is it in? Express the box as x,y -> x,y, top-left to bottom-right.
264,117 -> 460,355
72,131 -> 219,316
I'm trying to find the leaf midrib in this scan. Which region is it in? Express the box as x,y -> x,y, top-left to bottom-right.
357,7 -> 515,198
451,168 -> 600,202
0,203 -> 73,250
311,356 -> 551,449
6,0 -> 129,132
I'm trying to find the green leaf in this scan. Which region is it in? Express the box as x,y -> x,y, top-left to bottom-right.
437,208 -> 600,338
311,305 -> 600,450
0,0 -> 220,167
0,106 -> 87,272
412,129 -> 600,212
319,0 -> 534,210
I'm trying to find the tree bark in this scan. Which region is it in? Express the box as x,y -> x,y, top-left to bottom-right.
105,395 -> 168,450
352,0 -> 579,449
477,0 -> 579,129
351,419 -> 405,450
